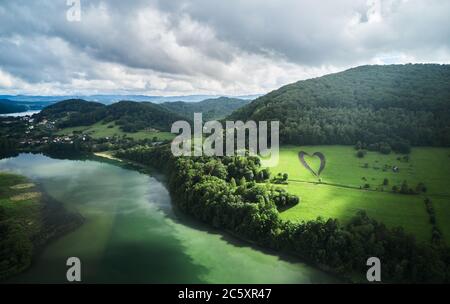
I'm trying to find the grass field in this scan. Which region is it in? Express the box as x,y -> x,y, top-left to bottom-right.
56,121 -> 175,141
272,146 -> 450,244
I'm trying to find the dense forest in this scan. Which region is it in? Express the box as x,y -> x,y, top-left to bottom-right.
116,145 -> 450,283
0,100 -> 27,114
37,99 -> 186,132
36,97 -> 251,132
102,101 -> 187,132
36,97 -> 252,132
160,97 -> 251,120
229,64 -> 450,148
36,99 -> 105,122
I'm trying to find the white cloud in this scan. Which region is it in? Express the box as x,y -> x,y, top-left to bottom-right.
0,0 -> 448,96
0,69 -> 15,88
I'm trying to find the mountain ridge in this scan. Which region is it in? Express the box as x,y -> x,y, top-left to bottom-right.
160,97 -> 251,120
36,99 -> 185,132
229,64 -> 450,148
0,99 -> 27,114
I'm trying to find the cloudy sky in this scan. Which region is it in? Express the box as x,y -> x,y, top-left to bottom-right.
0,0 -> 449,96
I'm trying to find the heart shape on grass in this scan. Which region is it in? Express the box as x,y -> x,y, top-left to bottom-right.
298,151 -> 326,177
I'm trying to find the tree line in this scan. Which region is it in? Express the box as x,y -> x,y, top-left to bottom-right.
116,145 -> 450,283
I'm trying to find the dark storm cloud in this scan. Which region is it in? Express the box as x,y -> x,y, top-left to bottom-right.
0,0 -> 244,86
155,0 -> 450,66
0,0 -> 449,95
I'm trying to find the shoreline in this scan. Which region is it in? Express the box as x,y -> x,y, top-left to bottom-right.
0,173 -> 84,282
0,151 -> 353,283
103,151 -> 351,283
93,152 -> 123,162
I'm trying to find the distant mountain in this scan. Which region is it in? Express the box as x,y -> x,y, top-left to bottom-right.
229,64 -> 450,148
36,99 -> 106,124
0,99 -> 27,114
0,94 -> 260,105
37,99 -> 186,132
160,97 -> 251,120
0,95 -> 69,103
0,98 -> 57,111
38,96 -> 252,132
103,101 -> 187,132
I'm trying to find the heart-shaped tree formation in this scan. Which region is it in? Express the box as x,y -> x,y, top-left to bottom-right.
298,151 -> 326,176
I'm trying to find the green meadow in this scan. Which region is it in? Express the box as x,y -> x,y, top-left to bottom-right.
56,121 -> 175,141
272,146 -> 450,243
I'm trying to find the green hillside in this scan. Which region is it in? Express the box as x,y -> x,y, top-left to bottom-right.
37,99 -> 186,132
36,99 -> 105,122
56,120 -> 175,141
0,99 -> 27,114
160,97 -> 251,120
103,101 -> 187,132
39,97 -> 250,135
229,64 -> 450,148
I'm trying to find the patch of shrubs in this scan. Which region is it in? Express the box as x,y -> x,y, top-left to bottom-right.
392,181 -> 427,195
272,172 -> 289,184
356,149 -> 367,158
355,140 -> 411,155
424,198 -> 442,244
397,155 -> 410,162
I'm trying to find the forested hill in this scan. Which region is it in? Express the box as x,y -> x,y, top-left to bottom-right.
37,99 -> 105,119
229,64 -> 450,148
160,97 -> 251,120
0,99 -> 27,114
37,97 -> 251,132
37,99 -> 186,132
104,101 -> 187,132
